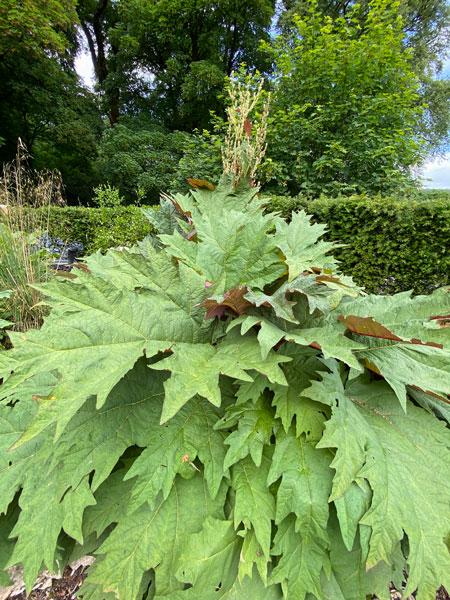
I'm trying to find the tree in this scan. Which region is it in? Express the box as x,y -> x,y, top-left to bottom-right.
96,115 -> 190,204
277,0 -> 449,56
0,0 -> 78,58
0,50 -> 103,202
76,0 -> 121,125
276,0 -> 450,153
263,0 -> 427,196
0,0 -> 102,203
77,0 -> 276,130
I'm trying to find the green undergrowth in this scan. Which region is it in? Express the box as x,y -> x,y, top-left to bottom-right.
0,175 -> 449,599
7,205 -> 156,255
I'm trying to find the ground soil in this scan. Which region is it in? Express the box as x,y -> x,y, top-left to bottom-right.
3,569 -> 450,600
4,565 -> 87,600
387,584 -> 449,600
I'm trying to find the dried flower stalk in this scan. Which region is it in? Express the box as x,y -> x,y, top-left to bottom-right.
222,75 -> 271,187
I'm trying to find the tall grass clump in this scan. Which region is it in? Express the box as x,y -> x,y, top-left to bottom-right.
0,142 -> 64,332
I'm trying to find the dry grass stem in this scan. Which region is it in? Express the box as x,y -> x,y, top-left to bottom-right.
0,141 -> 64,332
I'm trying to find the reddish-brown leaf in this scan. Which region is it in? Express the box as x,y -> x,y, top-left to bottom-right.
364,359 -> 383,376
339,314 -> 443,349
161,191 -> 192,220
316,274 -> 353,290
199,286 -> 253,320
430,313 -> 450,327
338,315 -> 403,342
411,386 -> 450,406
186,178 -> 215,191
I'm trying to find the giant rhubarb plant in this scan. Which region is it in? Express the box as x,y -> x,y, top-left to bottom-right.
0,175 -> 450,600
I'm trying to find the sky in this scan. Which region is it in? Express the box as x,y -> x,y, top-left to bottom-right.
421,154 -> 450,189
420,57 -> 450,189
74,52 -> 450,190
75,52 -> 95,90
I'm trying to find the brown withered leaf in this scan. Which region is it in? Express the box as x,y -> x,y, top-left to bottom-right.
339,315 -> 443,349
199,286 -> 253,320
339,314 -> 404,342
316,274 -> 353,289
430,313 -> 450,328
186,178 -> 215,191
411,386 -> 450,407
161,191 -> 192,220
55,271 -> 78,280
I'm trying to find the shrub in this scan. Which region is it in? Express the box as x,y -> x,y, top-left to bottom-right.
13,189 -> 450,294
96,118 -> 190,205
170,130 -> 223,195
87,185 -> 155,254
12,204 -> 156,255
0,174 -> 449,599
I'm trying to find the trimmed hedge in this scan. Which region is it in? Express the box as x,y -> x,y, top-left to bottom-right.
266,194 -> 450,294
8,193 -> 450,294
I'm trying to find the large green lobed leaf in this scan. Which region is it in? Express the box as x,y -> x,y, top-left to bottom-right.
0,175 -> 449,599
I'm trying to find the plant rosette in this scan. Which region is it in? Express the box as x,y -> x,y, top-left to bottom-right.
0,175 -> 449,600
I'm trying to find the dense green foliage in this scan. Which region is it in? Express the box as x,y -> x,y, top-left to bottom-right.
76,0 -> 275,128
266,192 -> 450,294
278,0 -> 450,153
1,0 -> 448,202
279,0 -> 450,56
264,0 -> 427,196
12,204 -> 155,255
1,176 -> 449,599
0,0 -> 78,56
0,59 -> 102,203
147,0 -> 442,199
0,0 -> 103,203
96,117 -> 190,204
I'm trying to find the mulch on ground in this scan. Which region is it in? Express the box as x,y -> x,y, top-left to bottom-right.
3,567 -> 450,600
5,565 -> 87,600
386,583 -> 449,600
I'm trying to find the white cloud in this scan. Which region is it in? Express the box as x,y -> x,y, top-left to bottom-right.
420,153 -> 450,189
